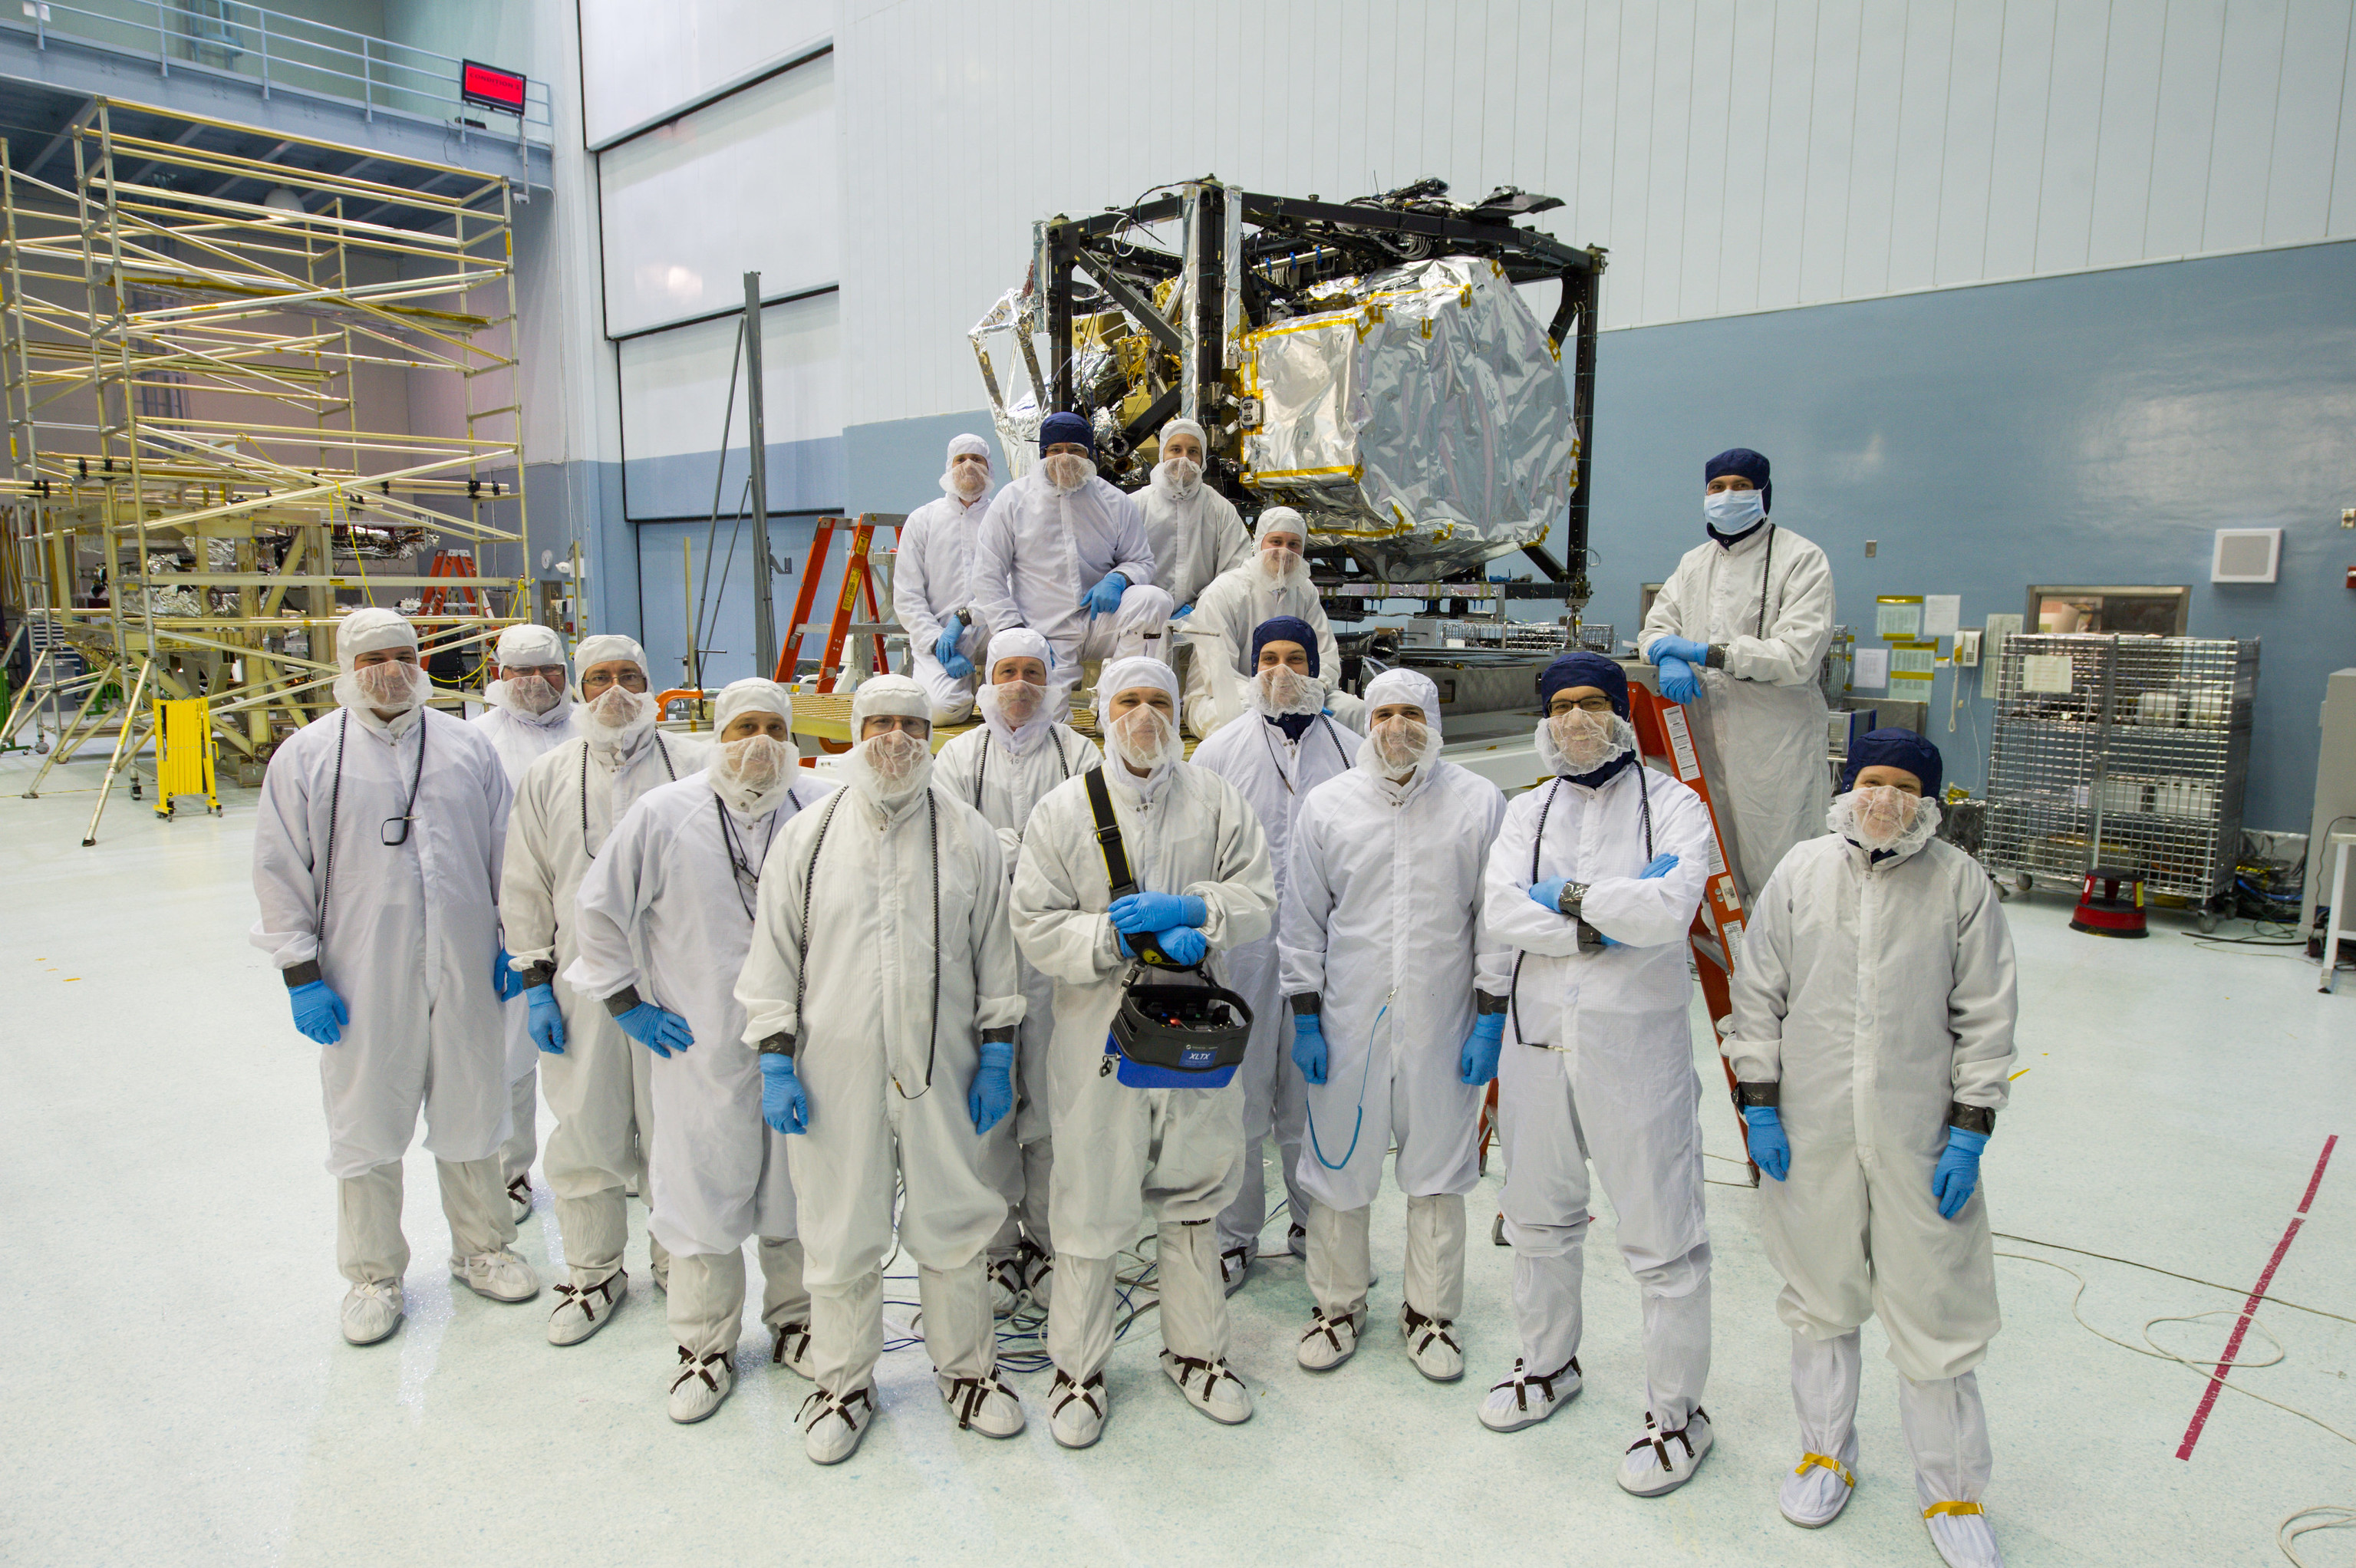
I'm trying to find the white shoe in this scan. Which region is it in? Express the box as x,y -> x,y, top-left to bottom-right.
799,1386 -> 875,1464
1162,1351 -> 1253,1425
1046,1370 -> 1106,1449
1218,1245 -> 1253,1296
667,1347 -> 732,1424
1618,1408 -> 1714,1496
769,1319 -> 814,1379
1478,1356 -> 1580,1431
1297,1308 -> 1363,1372
340,1280 -> 404,1346
1924,1501 -> 2003,1566
505,1174 -> 532,1227
547,1268 -> 628,1346
1019,1240 -> 1054,1309
1399,1304 -> 1464,1382
450,1248 -> 539,1303
1780,1435 -> 1858,1527
939,1372 -> 1026,1438
987,1255 -> 1025,1319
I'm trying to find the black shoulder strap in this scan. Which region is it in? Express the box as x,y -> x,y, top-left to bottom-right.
1082,766 -> 1138,898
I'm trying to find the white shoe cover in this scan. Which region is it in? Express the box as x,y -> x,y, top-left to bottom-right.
1297,1308 -> 1363,1372
769,1319 -> 815,1380
1478,1356 -> 1580,1431
1162,1350 -> 1253,1425
1779,1434 -> 1859,1527
1618,1408 -> 1714,1496
938,1372 -> 1026,1438
340,1280 -> 404,1346
547,1268 -> 627,1346
1399,1304 -> 1465,1382
799,1385 -> 875,1464
1218,1245 -> 1253,1297
987,1256 -> 1024,1319
1047,1370 -> 1106,1449
1925,1504 -> 2003,1567
450,1248 -> 539,1303
506,1175 -> 533,1227
667,1347 -> 732,1424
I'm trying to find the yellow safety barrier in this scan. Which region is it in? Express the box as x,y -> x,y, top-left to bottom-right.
151,697 -> 220,819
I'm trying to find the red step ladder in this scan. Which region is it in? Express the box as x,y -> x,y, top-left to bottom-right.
774,515 -> 903,690
417,549 -> 484,619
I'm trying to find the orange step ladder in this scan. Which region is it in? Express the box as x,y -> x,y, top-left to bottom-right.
774,515 -> 904,691
417,549 -> 485,618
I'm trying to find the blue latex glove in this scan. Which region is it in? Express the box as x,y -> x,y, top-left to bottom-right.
1171,601 -> 1193,618
1458,1013 -> 1505,1085
615,1002 -> 695,1059
969,1039 -> 1014,1134
288,979 -> 348,1045
1290,1013 -> 1327,1085
1744,1105 -> 1791,1181
493,947 -> 523,1001
1082,571 -> 1127,618
1529,876 -> 1573,914
760,1052 -> 809,1135
1639,852 -> 1680,879
1649,634 -> 1709,668
1659,655 -> 1701,704
1933,1127 -> 1989,1218
526,983 -> 567,1055
1153,926 -> 1208,967
1109,891 -> 1208,934
934,615 -> 964,667
943,652 -> 974,680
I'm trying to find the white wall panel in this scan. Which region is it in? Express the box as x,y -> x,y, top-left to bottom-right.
834,0 -> 2356,427
579,0 -> 829,148
618,292 -> 842,463
598,57 -> 839,339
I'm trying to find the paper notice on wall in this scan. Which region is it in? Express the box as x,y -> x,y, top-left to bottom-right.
1853,647 -> 1890,688
2022,654 -> 2074,693
1923,595 -> 1962,637
1983,612 -> 2023,657
1890,643 -> 1939,681
1876,599 -> 1923,638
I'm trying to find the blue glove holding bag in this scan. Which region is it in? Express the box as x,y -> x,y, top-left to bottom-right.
1152,926 -> 1208,966
1290,1013 -> 1327,1085
1744,1105 -> 1791,1181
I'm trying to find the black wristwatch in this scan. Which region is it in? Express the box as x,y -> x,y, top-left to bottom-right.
1948,1102 -> 1996,1137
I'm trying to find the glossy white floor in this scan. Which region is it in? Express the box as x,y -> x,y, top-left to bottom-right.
2,746 -> 2349,1568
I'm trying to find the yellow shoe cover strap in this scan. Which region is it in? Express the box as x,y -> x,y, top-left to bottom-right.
1795,1453 -> 1856,1488
1924,1501 -> 1985,1519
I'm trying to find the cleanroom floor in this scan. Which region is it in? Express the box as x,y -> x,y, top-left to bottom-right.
2,748 -> 2349,1568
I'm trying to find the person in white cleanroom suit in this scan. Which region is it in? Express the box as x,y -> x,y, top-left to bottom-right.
1010,657 -> 1277,1448
932,627 -> 1102,1315
1189,616 -> 1359,1292
1136,417 -> 1249,611
1481,652 -> 1719,1499
736,674 -> 1026,1465
566,679 -> 832,1424
972,410 -> 1173,720
251,607 -> 538,1346
1722,728 -> 2016,1568
1638,446 -> 1834,898
1280,668 -> 1508,1381
470,621 -> 576,1224
502,634 -> 707,1345
893,433 -> 999,726
1179,507 -> 1352,738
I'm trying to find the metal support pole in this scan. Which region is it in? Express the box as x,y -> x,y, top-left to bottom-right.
81,656 -> 153,845
1047,229 -> 1074,413
1564,259 -> 1603,606
742,271 -> 776,678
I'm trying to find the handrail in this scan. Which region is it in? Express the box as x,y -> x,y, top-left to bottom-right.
6,0 -> 553,152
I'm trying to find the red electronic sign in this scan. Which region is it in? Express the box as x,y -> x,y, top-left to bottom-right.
460,61 -> 527,117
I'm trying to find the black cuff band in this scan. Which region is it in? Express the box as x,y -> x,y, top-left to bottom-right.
521,962 -> 555,990
1475,991 -> 1510,1016
1705,644 -> 1728,670
284,960 -> 321,989
1575,918 -> 1604,950
1948,1102 -> 1996,1136
757,1033 -> 796,1058
981,1026 -> 1017,1046
603,986 -> 641,1018
1289,993 -> 1322,1015
1734,1081 -> 1780,1108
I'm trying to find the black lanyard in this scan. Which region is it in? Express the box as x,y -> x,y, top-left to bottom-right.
713,788 -> 784,921
581,733 -> 677,861
1255,713 -> 1349,795
1507,763 -> 1655,1047
318,707 -> 427,944
974,726 -> 1071,811
794,788 -> 944,1098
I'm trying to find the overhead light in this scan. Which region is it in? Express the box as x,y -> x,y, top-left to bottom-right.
263,187 -> 305,215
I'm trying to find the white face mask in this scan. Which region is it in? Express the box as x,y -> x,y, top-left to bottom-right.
1041,453 -> 1096,493
354,658 -> 424,711
1849,783 -> 1919,849
865,727 -> 929,785
1549,707 -> 1633,774
1704,488 -> 1765,533
991,677 -> 1044,727
1255,543 -> 1308,588
1155,455 -> 1202,498
712,732 -> 790,795
1370,713 -> 1433,772
1254,664 -> 1322,716
503,671 -> 562,716
944,460 -> 989,500
585,683 -> 649,730
1109,701 -> 1179,772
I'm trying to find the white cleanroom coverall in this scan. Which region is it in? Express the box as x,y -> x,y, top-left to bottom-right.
933,695 -> 1102,1271
1179,561 -> 1344,739
1639,523 -> 1834,898
1725,819 -> 2017,1514
1137,467 -> 1250,611
1486,757 -> 1716,1431
568,769 -> 834,1359
1282,743 -> 1508,1323
503,723 -> 704,1289
735,736 -> 1022,1402
1010,745 -> 1277,1383
893,479 -> 998,724
251,703 -> 518,1283
1191,706 -> 1358,1263
971,469 -> 1173,717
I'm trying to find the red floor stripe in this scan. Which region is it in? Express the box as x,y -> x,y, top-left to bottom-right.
2175,1134 -> 2338,1461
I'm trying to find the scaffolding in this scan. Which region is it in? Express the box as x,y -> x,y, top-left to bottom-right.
0,98 -> 529,841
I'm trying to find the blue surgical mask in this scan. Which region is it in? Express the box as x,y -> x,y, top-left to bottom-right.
1704,488 -> 1765,533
